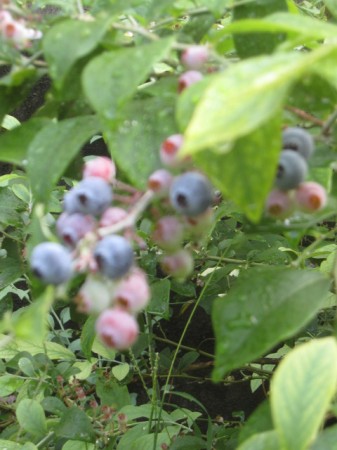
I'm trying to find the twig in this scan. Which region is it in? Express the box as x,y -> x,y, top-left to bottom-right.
285,106 -> 324,127
98,190 -> 154,237
322,108 -> 337,136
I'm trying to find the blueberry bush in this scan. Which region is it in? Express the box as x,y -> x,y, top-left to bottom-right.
1,0 -> 337,448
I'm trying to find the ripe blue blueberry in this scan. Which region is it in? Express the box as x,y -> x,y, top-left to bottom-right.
282,127 -> 314,160
94,235 -> 134,279
275,150 -> 308,191
63,177 -> 113,216
30,242 -> 73,285
169,171 -> 213,217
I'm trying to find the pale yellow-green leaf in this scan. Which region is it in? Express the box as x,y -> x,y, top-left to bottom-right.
271,338 -> 337,450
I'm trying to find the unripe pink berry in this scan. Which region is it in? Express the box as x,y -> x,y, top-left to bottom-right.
160,249 -> 194,280
148,169 -> 173,195
99,207 -> 128,228
266,189 -> 293,218
295,181 -> 327,212
76,276 -> 114,314
83,157 -> 116,182
181,45 -> 209,70
113,268 -> 150,313
96,308 -> 139,350
178,71 -> 203,93
152,216 -> 184,251
160,134 -> 184,168
56,212 -> 96,246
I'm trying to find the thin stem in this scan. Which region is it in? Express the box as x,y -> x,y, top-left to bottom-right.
37,432 -> 55,449
322,107 -> 337,136
99,190 -> 154,237
285,106 -> 323,127
153,335 -> 214,358
112,22 -> 159,41
129,349 -> 151,402
293,225 -> 337,268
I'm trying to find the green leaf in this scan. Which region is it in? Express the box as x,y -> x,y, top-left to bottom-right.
1,115 -> 20,130
21,444 -> 38,450
56,406 -> 95,442
82,37 -> 174,121
96,379 -> 130,409
112,363 -> 130,381
232,0 -> 288,58
43,18 -> 112,88
0,375 -> 24,396
16,399 -> 47,437
80,315 -> 96,361
92,336 -> 116,360
271,338 -> 337,450
0,441 -> 21,450
147,279 -> 171,319
0,257 -> 22,290
195,113 -> 281,222
130,433 -> 170,450
62,442 -> 95,450
18,357 -> 36,377
27,116 -> 100,202
105,93 -> 176,189
0,188 -> 23,226
324,0 -> 337,19
227,12 -> 337,41
238,431 -> 280,450
180,45 -> 337,156
118,404 -> 172,422
212,267 -> 330,381
0,119 -> 49,165
41,396 -> 67,416
169,436 -> 207,450
0,336 -> 75,361
310,424 -> 337,450
13,288 -> 54,344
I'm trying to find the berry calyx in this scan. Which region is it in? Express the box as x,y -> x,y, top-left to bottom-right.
113,268 -> 150,313
95,308 -> 139,350
295,182 -> 327,212
266,189 -> 293,218
159,134 -> 185,168
148,169 -> 173,194
170,171 -> 213,217
94,235 -> 134,279
178,71 -> 204,93
56,212 -> 96,247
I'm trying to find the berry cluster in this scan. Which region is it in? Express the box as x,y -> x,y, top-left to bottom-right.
30,145 -> 215,351
266,127 -> 327,218
30,157 -> 149,351
0,9 -> 42,48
